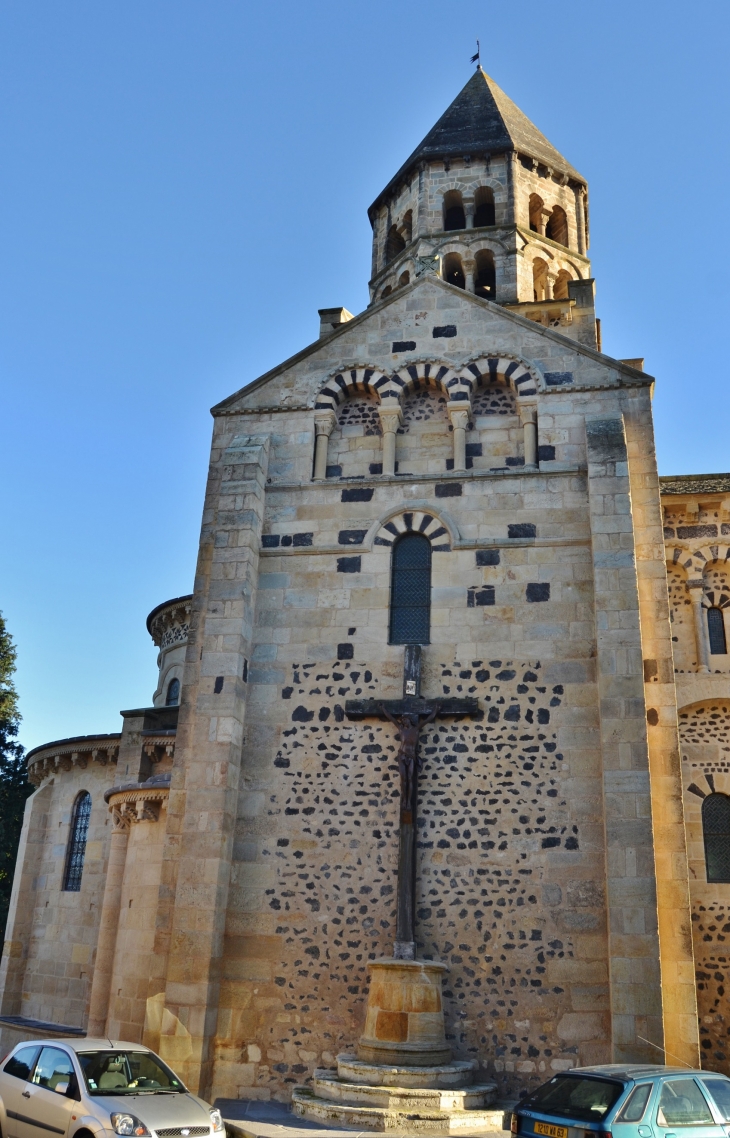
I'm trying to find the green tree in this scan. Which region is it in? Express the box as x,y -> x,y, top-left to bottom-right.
0,612 -> 32,942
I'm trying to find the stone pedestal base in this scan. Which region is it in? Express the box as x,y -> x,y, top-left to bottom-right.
357,958 -> 451,1067
293,959 -> 498,1133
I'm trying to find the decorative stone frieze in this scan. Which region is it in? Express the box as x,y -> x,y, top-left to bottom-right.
26,735 -> 121,786
105,773 -> 171,828
146,595 -> 193,649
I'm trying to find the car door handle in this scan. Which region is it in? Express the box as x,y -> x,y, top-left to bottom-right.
638,1129 -> 652,1137
22,1090 -> 30,1098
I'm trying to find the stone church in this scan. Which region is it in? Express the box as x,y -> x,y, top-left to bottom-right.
3,68 -> 730,1112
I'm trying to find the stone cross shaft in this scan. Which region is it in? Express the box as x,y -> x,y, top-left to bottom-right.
345,645 -> 478,960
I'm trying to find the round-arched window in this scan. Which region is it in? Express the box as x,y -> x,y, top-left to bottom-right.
63,792 -> 91,892
166,678 -> 180,706
389,533 -> 432,645
703,793 -> 730,882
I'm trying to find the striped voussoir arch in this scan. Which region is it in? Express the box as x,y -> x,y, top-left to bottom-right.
681,544 -> 730,582
373,511 -> 451,552
390,360 -> 464,400
314,366 -> 397,412
459,356 -> 539,398
680,544 -> 730,605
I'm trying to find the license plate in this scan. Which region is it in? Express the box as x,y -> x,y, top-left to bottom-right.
534,1124 -> 567,1138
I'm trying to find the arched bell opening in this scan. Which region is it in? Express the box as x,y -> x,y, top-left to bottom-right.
474,186 -> 495,228
442,252 -> 465,289
443,190 -> 466,232
385,226 -> 406,264
529,193 -> 544,234
546,205 -> 569,247
533,257 -> 549,302
474,250 -> 496,300
553,269 -> 573,300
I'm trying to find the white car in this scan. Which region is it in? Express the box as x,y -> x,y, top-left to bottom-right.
0,1038 -> 225,1138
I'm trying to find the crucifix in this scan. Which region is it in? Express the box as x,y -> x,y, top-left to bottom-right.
346,645 -> 479,960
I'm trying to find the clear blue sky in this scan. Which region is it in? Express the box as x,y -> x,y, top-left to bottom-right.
1,0 -> 729,751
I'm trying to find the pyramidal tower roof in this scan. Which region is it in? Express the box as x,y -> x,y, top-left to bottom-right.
370,69 -> 584,214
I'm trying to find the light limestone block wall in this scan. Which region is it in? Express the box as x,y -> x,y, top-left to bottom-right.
0,765 -> 114,1036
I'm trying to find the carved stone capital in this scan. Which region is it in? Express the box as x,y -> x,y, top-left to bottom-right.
446,403 -> 471,432
378,406 -> 404,435
314,409 -> 337,437
519,404 -> 538,427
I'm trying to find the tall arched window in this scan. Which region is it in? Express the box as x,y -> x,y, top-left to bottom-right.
389,533 -> 432,645
708,607 -> 727,654
529,193 -> 544,233
474,250 -> 496,299
546,205 -> 569,247
474,187 -> 495,228
553,269 -> 572,300
533,257 -> 548,301
166,677 -> 181,706
442,252 -> 465,289
385,226 -> 406,264
443,191 -> 465,231
63,792 -> 91,892
703,793 -> 730,882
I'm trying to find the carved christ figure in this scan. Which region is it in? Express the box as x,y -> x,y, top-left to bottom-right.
379,703 -> 441,810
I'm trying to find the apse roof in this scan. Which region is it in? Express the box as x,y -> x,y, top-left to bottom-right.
370,69 -> 584,216
660,474 -> 730,495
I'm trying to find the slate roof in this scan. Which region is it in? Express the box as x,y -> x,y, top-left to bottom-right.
370,69 -> 584,215
660,474 -> 730,495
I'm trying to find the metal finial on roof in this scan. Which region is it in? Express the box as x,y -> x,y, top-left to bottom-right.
469,40 -> 480,69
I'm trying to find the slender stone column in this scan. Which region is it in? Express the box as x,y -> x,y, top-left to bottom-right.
575,185 -> 587,254
312,410 -> 336,480
378,406 -> 403,476
520,405 -> 538,468
689,584 -> 710,672
87,815 -> 130,1035
447,403 -> 470,473
464,203 -> 475,229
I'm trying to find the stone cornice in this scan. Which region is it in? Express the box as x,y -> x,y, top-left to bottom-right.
27,735 -> 120,786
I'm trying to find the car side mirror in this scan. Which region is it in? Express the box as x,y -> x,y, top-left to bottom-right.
54,1082 -> 69,1096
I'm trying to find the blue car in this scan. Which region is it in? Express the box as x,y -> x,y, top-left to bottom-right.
511,1065 -> 730,1138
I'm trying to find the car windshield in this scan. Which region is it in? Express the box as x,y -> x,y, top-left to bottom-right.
524,1075 -> 625,1122
76,1051 -> 185,1095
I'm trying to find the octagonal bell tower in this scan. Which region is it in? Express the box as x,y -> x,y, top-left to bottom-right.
368,68 -> 594,341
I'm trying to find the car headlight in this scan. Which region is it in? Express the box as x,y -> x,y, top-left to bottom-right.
210,1108 -> 225,1134
110,1114 -> 151,1137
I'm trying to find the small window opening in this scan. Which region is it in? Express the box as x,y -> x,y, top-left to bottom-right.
703,793 -> 730,882
474,250 -> 496,300
553,269 -> 572,300
708,607 -> 727,654
529,193 -> 544,233
402,210 -> 413,243
399,271 -> 410,287
63,792 -> 92,892
443,190 -> 465,231
474,187 -> 495,227
166,677 -> 181,706
442,252 -> 465,289
546,205 -> 569,247
385,225 -> 406,264
533,258 -> 548,302
381,285 -> 392,298
389,532 -> 432,645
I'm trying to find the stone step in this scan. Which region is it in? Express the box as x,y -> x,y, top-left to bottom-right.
336,1054 -> 477,1089
313,1070 -> 496,1111
292,1087 -> 506,1135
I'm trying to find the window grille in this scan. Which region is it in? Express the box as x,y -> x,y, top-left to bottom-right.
62,792 -> 91,892
703,793 -> 730,883
166,677 -> 180,706
389,533 -> 431,645
707,606 -> 727,654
